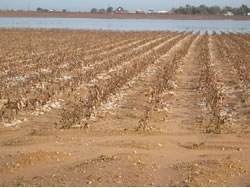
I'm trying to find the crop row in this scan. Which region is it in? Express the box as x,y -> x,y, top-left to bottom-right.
137,33 -> 199,130
59,33 -> 189,128
212,33 -> 249,86
0,31 -> 176,125
236,33 -> 250,43
0,32 -> 173,99
222,33 -> 249,55
198,33 -> 226,133
0,30 -> 163,77
0,32 -> 164,90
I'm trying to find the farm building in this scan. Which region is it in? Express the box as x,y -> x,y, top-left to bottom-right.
147,9 -> 155,13
224,11 -> 234,16
158,10 -> 169,14
136,10 -> 144,14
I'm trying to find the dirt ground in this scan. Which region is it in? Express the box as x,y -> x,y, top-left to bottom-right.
0,11 -> 250,20
0,30 -> 249,187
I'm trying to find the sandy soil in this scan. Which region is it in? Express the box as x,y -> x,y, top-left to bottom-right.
0,11 -> 250,20
0,30 -> 249,186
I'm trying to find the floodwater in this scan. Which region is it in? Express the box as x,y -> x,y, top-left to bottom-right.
0,17 -> 250,34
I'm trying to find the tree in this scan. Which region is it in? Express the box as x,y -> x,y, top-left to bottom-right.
116,6 -> 124,13
171,4 -> 247,16
199,4 -> 208,14
62,9 -> 67,12
173,6 -> 184,14
208,6 -> 220,15
232,8 -> 238,15
91,8 -> 98,13
37,7 -> 48,12
37,7 -> 43,12
192,7 -> 200,14
221,6 -> 232,15
185,4 -> 193,14
98,8 -> 106,13
239,4 -> 248,15
225,6 -> 233,11
106,6 -> 113,13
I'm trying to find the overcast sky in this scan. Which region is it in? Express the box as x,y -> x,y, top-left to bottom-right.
1,0 -> 250,12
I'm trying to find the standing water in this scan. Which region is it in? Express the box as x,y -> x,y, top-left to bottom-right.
0,17 -> 250,34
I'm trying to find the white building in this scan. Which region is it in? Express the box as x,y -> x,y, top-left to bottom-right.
224,11 -> 234,16
158,10 -> 169,14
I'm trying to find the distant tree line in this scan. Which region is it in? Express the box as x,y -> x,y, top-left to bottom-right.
172,4 -> 249,16
90,6 -> 128,14
36,7 -> 67,12
37,7 -> 49,12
